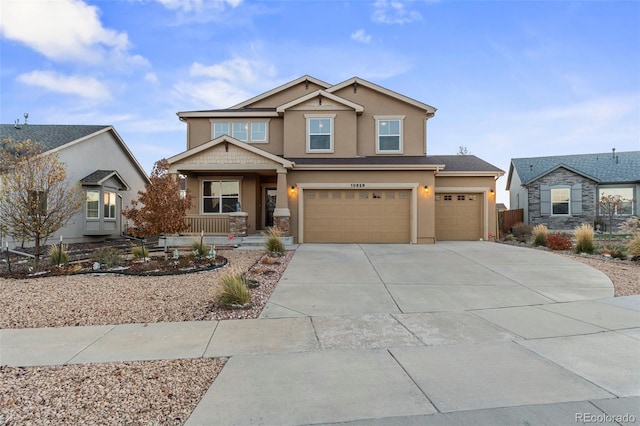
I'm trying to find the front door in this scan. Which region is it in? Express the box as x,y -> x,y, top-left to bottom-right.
264,187 -> 277,228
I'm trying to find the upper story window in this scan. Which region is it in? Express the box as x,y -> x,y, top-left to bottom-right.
203,180 -> 240,214
306,114 -> 334,153
599,187 -> 634,215
211,121 -> 269,143
213,122 -> 229,138
375,116 -> 404,153
103,191 -> 117,219
232,122 -> 248,141
551,187 -> 570,215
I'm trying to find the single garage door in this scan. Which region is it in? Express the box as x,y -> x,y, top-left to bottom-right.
303,189 -> 411,243
435,193 -> 482,240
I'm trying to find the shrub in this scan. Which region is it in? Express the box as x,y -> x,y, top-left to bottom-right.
131,245 -> 149,259
263,227 -> 285,256
192,240 -> 210,258
217,269 -> 251,306
531,224 -> 548,247
546,232 -> 573,251
92,247 -> 123,267
600,246 -> 627,259
619,216 -> 640,236
511,222 -> 532,242
626,234 -> 640,259
574,224 -> 595,254
48,244 -> 69,266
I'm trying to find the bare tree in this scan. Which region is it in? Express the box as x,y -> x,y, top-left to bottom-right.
0,139 -> 83,266
123,159 -> 193,238
598,194 -> 628,239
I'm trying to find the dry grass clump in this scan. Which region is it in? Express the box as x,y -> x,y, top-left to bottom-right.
574,223 -> 595,254
47,244 -> 69,266
263,227 -> 285,256
215,266 -> 252,306
627,234 -> 640,259
532,224 -> 548,247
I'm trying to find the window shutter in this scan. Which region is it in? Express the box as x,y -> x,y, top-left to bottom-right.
540,185 -> 551,215
571,183 -> 583,215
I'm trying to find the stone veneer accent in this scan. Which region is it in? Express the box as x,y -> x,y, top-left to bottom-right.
229,212 -> 248,237
273,215 -> 290,237
527,168 -> 596,230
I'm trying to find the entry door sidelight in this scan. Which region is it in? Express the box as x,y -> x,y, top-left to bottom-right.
265,188 -> 277,228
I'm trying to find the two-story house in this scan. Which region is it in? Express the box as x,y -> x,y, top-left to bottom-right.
167,76 -> 504,243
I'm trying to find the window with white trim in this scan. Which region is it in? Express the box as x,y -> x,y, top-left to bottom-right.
375,116 -> 404,153
103,191 -> 117,219
203,180 -> 240,214
213,122 -> 229,138
232,122 -> 248,141
551,188 -> 570,215
211,121 -> 268,143
86,190 -> 99,218
306,115 -> 334,152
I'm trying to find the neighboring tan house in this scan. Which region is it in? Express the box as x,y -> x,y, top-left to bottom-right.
0,123 -> 150,245
506,151 -> 640,231
168,75 -> 504,243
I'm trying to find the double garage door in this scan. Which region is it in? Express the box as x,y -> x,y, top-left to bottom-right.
435,193 -> 483,240
303,189 -> 411,243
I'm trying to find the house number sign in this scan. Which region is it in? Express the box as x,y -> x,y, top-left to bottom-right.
350,183 -> 366,188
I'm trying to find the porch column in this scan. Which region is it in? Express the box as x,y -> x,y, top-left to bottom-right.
273,170 -> 291,236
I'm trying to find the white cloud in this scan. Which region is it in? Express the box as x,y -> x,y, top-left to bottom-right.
144,72 -> 160,84
17,70 -> 111,100
173,57 -> 280,109
0,0 -> 144,66
372,0 -> 422,24
154,0 -> 242,12
351,29 -> 371,44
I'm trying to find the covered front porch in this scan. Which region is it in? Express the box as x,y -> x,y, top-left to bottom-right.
167,136 -> 294,238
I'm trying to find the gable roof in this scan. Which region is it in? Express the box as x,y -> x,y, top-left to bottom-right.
1,124 -> 109,151
508,151 -> 640,186
80,170 -> 130,190
231,75 -> 332,109
0,124 -> 150,184
276,90 -> 364,114
327,77 -> 437,115
167,135 -> 294,170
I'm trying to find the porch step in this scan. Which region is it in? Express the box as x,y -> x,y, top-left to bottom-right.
158,234 -> 293,250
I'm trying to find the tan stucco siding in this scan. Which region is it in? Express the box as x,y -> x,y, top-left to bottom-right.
187,119 -> 212,149
332,85 -> 427,156
283,109 -> 358,158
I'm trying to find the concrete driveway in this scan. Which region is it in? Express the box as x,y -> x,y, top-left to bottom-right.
186,242 -> 639,425
3,242 -> 638,425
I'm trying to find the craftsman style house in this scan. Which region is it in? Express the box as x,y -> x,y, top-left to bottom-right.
507,151 -> 640,231
0,124 -> 149,245
168,76 -> 504,243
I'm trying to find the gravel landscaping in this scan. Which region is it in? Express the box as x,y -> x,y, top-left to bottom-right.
0,244 -> 637,425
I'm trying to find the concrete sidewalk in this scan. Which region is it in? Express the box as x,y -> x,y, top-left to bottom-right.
1,242 -> 639,425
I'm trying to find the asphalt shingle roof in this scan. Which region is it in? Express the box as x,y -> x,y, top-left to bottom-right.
511,151 -> 640,185
288,155 -> 504,173
0,124 -> 109,151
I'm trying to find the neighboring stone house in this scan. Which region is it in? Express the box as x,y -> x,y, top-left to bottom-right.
506,151 -> 640,231
0,124 -> 150,245
168,75 -> 504,243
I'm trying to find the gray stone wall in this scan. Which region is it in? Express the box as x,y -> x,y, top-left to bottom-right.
527,168 -> 597,231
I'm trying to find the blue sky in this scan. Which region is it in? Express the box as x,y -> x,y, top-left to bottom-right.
1,0 -> 639,205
